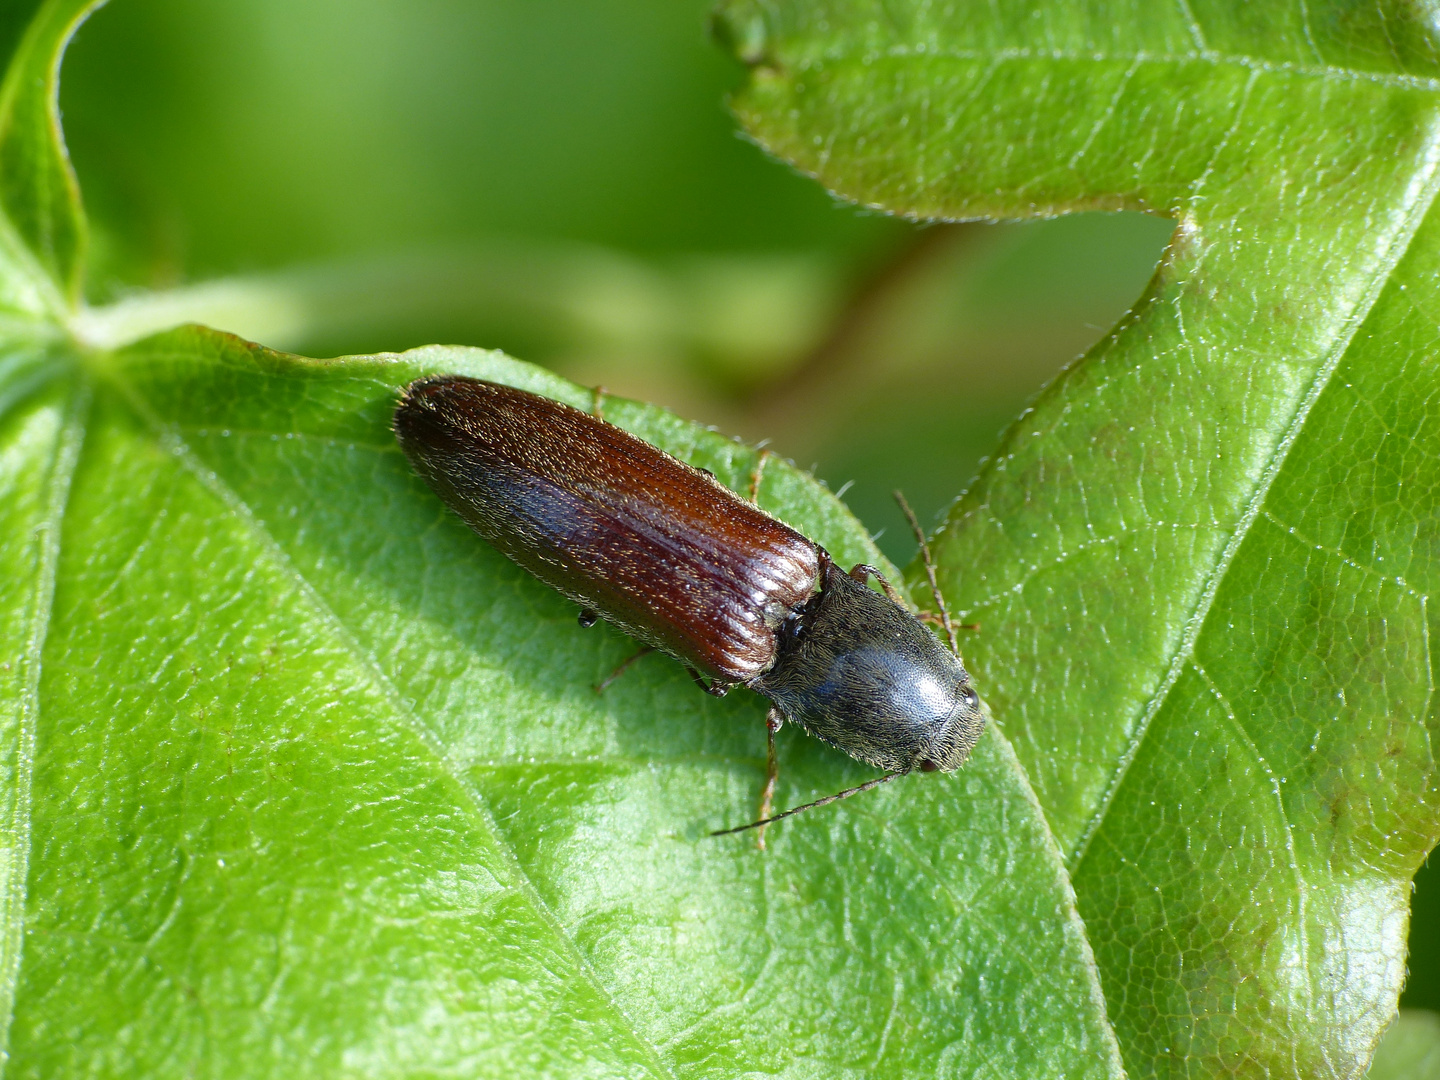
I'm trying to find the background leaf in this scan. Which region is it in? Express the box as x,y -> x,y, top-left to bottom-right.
49,0 -> 1183,562
0,0 -> 100,1060
715,0 -> 1440,1076
0,0 -> 95,309
1367,1011 -> 1440,1080
57,0 -> 901,287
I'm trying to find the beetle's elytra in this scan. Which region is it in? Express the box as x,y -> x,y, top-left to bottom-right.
393,375 -> 985,834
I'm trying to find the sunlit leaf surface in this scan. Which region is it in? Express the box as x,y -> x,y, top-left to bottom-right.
0,4 -> 1127,1075
715,0 -> 1440,1076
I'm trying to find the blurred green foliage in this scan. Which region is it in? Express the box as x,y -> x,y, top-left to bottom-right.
1368,1011 -> 1440,1079
36,0 -> 1437,1063
60,0 -> 898,282
1413,858 -> 1440,1012
56,0 -> 1174,557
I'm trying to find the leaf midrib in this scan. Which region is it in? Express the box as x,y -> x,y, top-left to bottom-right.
787,42 -> 1440,93
0,372 -> 87,1073
100,368 -> 680,1080
1065,120 -> 1440,875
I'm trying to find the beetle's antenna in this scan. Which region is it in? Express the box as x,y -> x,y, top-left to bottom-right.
710,771 -> 906,837
894,490 -> 959,657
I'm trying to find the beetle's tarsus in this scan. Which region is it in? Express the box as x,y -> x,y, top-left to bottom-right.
748,448 -> 773,503
688,668 -> 732,697
756,708 -> 784,850
918,611 -> 979,634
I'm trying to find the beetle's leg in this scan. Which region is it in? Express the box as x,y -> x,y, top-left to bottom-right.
756,707 -> 784,850
919,611 -> 979,633
748,447 -> 773,504
848,563 -> 908,609
712,770 -> 906,838
893,489 -> 961,657
593,645 -> 654,694
591,385 -> 608,420
687,668 -> 732,697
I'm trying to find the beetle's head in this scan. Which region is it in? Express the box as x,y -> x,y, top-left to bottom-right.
756,561 -> 985,772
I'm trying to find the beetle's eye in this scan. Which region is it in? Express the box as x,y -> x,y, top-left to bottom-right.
961,688 -> 979,709
919,759 -> 940,773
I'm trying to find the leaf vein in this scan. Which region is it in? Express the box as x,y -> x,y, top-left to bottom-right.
858,45 -> 1440,92
1067,56 -> 1141,172
1173,0 -> 1210,54
108,380 -> 679,1080
174,426 -> 399,454
0,377 -> 88,1068
956,521 -> 1219,616
1067,121 -> 1440,873
1259,508 -> 1424,598
1190,659 -> 1312,1007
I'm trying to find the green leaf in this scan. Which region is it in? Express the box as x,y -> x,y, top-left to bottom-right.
715,0 -> 1440,1076
0,4 -> 1128,1062
0,321 -> 1119,1076
0,350 -> 77,1060
0,0 -> 94,312
0,2 -> 1132,1075
0,330 -> 1117,1077
1368,1012 -> 1440,1080
0,0 -> 96,1062
0,0 -> 1117,1068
